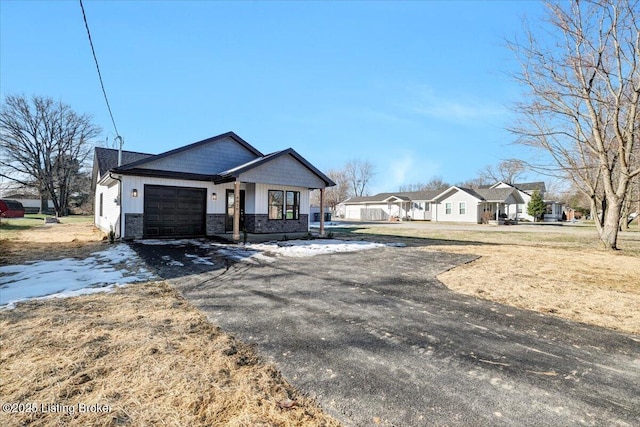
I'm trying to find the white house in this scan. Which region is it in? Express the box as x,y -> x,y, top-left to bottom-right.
340,190 -> 440,221
339,186 -> 524,224
432,186 -> 524,223
92,132 -> 335,240
490,182 -> 563,222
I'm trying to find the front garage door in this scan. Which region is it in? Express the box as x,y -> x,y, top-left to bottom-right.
144,185 -> 206,238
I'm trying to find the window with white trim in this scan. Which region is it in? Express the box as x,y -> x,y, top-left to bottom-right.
459,202 -> 466,215
445,202 -> 452,215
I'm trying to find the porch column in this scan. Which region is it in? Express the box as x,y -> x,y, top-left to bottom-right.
233,179 -> 240,241
319,188 -> 325,237
496,203 -> 499,221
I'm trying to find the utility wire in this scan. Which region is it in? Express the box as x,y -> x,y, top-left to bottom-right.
79,0 -> 120,137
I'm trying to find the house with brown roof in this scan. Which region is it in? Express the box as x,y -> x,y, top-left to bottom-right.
92,132 -> 335,240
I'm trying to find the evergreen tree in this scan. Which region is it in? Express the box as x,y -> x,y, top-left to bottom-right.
527,190 -> 546,222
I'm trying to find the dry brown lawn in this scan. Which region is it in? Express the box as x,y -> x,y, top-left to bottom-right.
351,224 -> 640,335
2,220 -> 639,426
0,222 -> 341,427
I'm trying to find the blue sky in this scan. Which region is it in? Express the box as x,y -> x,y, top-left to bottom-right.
1,1 -> 546,194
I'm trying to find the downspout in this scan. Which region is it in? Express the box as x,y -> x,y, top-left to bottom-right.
109,172 -> 123,239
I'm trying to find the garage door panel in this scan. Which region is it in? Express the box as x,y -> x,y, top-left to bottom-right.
143,185 -> 205,238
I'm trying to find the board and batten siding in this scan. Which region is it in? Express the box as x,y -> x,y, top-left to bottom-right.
253,183 -> 310,215
94,181 -> 121,234
120,176 -> 233,216
135,136 -> 259,175
238,154 -> 326,189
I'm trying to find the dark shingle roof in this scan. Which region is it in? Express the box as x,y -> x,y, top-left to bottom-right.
94,147 -> 154,176
513,182 -> 546,194
343,189 -> 440,204
475,187 -> 520,202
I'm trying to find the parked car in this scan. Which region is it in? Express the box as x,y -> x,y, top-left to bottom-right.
0,199 -> 25,218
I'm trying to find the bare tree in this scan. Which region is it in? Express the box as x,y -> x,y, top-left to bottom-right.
509,0 -> 640,249
478,159 -> 527,184
399,177 -> 451,192
344,159 -> 376,197
0,94 -> 100,216
456,176 -> 491,189
311,168 -> 350,212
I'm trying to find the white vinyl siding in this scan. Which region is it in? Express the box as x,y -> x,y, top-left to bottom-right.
435,189 -> 482,223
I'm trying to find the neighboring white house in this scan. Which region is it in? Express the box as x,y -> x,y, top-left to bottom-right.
339,186 -> 525,224
432,186 -> 524,223
490,182 -> 563,222
339,190 -> 440,221
92,132 -> 335,240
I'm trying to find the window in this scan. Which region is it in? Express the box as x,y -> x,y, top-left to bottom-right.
425,203 -> 430,212
99,193 -> 103,216
268,190 -> 283,219
269,190 -> 301,220
286,191 -> 300,219
517,204 -> 523,214
459,202 -> 466,215
445,202 -> 452,215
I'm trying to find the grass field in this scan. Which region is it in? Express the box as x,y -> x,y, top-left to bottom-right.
2,220 -> 638,426
0,214 -> 94,240
0,221 -> 342,427
332,222 -> 640,334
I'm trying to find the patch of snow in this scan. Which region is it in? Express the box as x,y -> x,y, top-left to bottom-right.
0,243 -> 155,309
188,255 -> 216,266
309,221 -> 345,228
243,239 -> 386,258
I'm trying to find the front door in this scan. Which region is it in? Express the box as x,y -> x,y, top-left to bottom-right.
225,189 -> 245,232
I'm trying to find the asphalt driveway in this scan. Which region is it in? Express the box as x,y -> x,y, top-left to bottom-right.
134,242 -> 640,426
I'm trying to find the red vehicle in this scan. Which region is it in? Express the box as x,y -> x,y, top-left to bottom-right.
0,199 -> 25,218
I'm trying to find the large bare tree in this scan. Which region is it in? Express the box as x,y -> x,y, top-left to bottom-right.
510,0 -> 640,249
0,95 -> 100,216
344,159 -> 376,197
478,159 -> 527,185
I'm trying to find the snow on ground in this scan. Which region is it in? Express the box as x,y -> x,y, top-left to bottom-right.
0,238 -> 402,308
248,239 -> 388,258
138,238 -> 395,262
0,244 -> 156,309
308,221 -> 345,228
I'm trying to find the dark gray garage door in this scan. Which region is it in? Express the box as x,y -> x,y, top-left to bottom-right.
144,185 -> 206,238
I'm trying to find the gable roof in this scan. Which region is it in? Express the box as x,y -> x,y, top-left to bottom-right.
434,186 -> 524,203
112,131 -> 263,172
475,187 -> 524,203
342,189 -> 441,204
216,148 -> 336,187
94,147 -> 154,176
491,181 -> 546,195
513,182 -> 546,194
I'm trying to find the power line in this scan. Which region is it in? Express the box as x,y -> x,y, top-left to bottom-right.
79,0 -> 120,137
